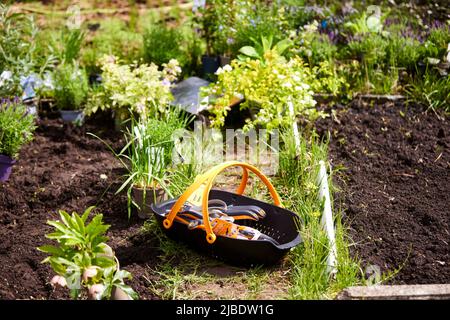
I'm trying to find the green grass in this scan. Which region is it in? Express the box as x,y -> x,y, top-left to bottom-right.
277,128 -> 363,299
138,127 -> 368,300
406,71 -> 450,113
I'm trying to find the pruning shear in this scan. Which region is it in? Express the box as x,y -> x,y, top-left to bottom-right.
166,199 -> 278,245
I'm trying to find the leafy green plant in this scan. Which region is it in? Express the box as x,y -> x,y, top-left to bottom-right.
85,55 -> 181,120
119,110 -> 191,215
238,35 -> 292,63
344,6 -> 389,36
168,123 -> 223,197
80,19 -> 143,75
343,34 -> 402,94
92,107 -> 191,217
418,26 -> 450,63
0,98 -> 36,158
293,26 -> 338,67
0,4 -> 54,97
53,63 -> 89,110
406,71 -> 450,113
38,207 -> 137,300
229,1 -> 288,57
192,0 -> 222,56
0,4 -> 36,72
143,23 -> 185,67
385,34 -> 421,71
202,51 -> 322,130
59,27 -> 85,64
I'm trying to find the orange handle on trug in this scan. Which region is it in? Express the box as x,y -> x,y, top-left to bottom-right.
163,161 -> 282,244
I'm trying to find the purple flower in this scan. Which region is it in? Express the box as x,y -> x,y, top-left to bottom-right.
162,78 -> 171,87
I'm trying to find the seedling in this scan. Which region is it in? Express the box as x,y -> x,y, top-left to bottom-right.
38,206 -> 137,300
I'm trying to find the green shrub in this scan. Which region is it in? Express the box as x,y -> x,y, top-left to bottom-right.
0,98 -> 36,158
143,23 -> 186,67
53,63 -> 89,110
95,107 -> 191,217
193,0 -> 288,58
86,56 -> 181,119
0,4 -> 38,96
81,19 -> 143,75
418,26 -> 450,62
203,51 -> 321,130
345,34 -> 388,68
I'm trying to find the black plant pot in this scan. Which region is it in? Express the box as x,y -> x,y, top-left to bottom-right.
201,55 -> 220,78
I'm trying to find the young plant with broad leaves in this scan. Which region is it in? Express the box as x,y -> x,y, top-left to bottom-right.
38,206 -> 138,300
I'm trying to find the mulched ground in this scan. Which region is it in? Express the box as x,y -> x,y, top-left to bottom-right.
316,100 -> 450,284
0,116 -> 157,300
0,100 -> 449,300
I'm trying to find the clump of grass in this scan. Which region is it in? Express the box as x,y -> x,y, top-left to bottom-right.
277,128 -> 363,299
244,266 -> 270,299
406,71 -> 450,113
141,219 -> 217,300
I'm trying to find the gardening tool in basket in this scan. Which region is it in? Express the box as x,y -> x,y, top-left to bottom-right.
150,161 -> 302,266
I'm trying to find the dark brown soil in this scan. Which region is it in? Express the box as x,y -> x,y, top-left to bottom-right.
0,117 -> 158,300
316,101 -> 450,284
1,101 -> 449,300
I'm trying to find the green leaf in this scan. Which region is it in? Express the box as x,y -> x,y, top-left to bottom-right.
239,46 -> 260,59
81,206 -> 96,223
274,39 -> 292,55
58,210 -> 74,229
46,231 -> 64,240
37,245 -> 64,255
94,256 -> 116,268
115,172 -> 138,194
114,283 -> 138,300
261,35 -> 273,53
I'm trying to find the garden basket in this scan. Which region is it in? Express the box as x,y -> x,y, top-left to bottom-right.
150,161 -> 302,266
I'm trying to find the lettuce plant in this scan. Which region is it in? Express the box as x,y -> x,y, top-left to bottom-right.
38,207 -> 138,300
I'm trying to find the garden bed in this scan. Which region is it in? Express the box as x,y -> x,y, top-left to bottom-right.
316,101 -> 450,284
0,117 -> 157,299
1,101 -> 448,299
0,117 -> 292,300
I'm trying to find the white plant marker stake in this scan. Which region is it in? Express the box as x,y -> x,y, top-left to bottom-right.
318,160 -> 338,276
288,97 -> 337,274
287,98 -> 301,153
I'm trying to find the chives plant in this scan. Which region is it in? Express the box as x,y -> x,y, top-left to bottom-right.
114,106 -> 191,217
